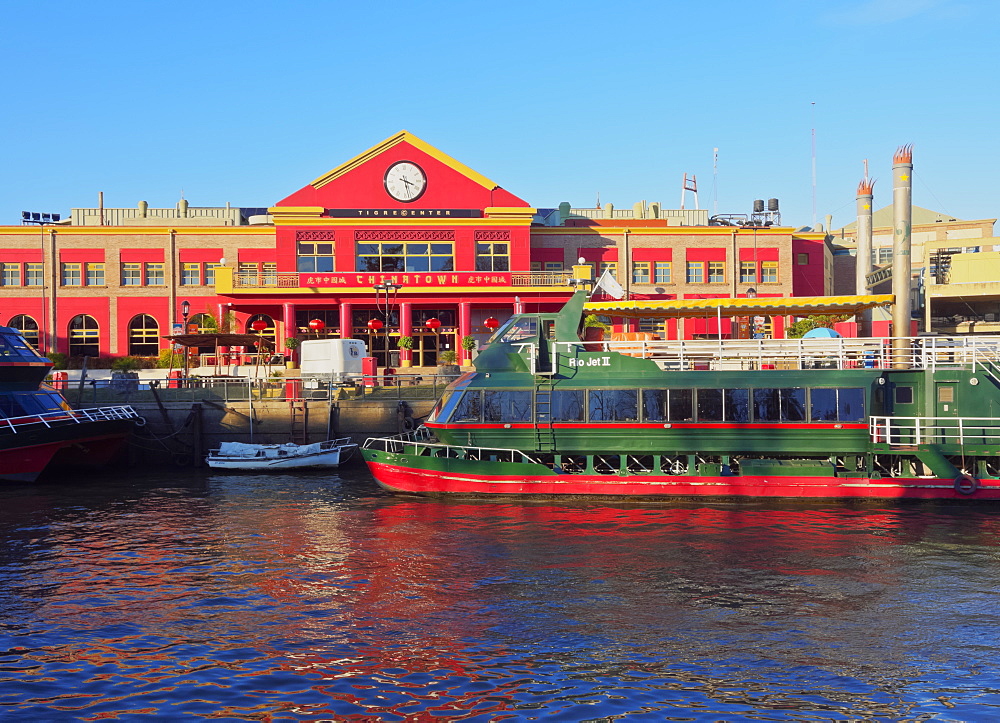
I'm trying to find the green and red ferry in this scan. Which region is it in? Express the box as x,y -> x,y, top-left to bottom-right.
362,290 -> 1000,500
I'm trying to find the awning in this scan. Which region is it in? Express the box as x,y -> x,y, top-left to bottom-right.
583,294 -> 894,319
163,333 -> 275,348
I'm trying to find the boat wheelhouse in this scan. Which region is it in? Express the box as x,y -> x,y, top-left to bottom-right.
363,291 -> 1000,500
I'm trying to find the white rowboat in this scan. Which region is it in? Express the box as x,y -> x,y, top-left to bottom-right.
206,437 -> 357,470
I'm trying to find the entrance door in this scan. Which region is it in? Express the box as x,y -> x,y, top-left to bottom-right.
412,332 -> 439,367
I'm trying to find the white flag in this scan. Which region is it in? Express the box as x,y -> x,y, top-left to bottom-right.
592,268 -> 625,299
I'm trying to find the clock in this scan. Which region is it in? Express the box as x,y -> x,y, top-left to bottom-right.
384,161 -> 427,202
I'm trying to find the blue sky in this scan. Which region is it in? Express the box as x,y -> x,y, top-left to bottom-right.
2,0 -> 996,230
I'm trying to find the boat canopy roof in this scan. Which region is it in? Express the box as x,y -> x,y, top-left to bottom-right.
583,294 -> 894,319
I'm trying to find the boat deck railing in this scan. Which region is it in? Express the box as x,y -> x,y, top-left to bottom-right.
515,336 -> 1000,373
0,405 -> 140,435
870,415 -> 1000,447
364,428 -> 541,465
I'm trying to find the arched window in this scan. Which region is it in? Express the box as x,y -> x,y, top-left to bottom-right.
68,315 -> 100,357
188,313 -> 217,334
246,314 -> 276,344
128,314 -> 160,356
8,315 -> 39,350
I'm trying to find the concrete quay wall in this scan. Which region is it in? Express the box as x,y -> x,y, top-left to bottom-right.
110,397 -> 438,468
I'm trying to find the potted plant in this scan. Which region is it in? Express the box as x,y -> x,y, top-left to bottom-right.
460,335 -> 477,366
583,314 -> 611,351
437,349 -> 460,376
110,356 -> 141,392
284,336 -> 300,369
397,335 -> 414,367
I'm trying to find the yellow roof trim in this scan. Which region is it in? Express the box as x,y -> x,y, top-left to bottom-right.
310,130 -> 500,191
584,294 -> 894,319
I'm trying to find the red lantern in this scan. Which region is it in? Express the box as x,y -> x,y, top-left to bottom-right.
367,319 -> 384,331
251,319 -> 268,332
425,317 -> 441,331
308,319 -> 325,332
484,317 -> 500,331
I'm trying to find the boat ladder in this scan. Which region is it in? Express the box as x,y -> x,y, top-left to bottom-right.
534,381 -> 556,453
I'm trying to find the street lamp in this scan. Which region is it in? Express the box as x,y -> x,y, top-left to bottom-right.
180,299 -> 190,384
373,282 -> 402,326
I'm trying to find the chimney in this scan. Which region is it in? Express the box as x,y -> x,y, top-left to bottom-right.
855,177 -> 875,335
891,144 -> 913,367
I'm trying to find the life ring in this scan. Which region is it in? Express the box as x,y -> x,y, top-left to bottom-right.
954,474 -> 979,495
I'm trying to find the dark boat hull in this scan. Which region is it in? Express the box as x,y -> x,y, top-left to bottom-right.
0,418 -> 135,482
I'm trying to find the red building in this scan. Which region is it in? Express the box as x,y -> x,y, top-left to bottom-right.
0,131 -> 831,367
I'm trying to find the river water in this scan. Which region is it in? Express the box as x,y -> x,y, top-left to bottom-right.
2,464 -> 1000,721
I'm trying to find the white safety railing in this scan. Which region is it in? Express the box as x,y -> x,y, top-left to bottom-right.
499,335 -> 1000,374
0,405 -> 139,435
870,416 -> 1000,447
364,428 -> 541,464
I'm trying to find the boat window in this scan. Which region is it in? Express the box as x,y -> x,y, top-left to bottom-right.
753,388 -> 806,422
697,389 -> 723,421
894,386 -> 914,404
428,390 -> 456,423
484,390 -> 532,423
0,333 -> 42,359
452,390 -> 482,423
810,388 -> 865,422
696,389 -> 750,422
499,318 -> 537,343
588,389 -> 639,422
668,389 -> 693,421
724,389 -> 751,423
551,389 -> 585,422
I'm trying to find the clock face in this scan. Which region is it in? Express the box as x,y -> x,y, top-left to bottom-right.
384,161 -> 427,202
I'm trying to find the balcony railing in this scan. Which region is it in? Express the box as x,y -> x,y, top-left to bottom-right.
233,271 -> 574,289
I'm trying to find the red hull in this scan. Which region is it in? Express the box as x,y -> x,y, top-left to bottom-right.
367,461 -> 1000,501
0,429 -> 131,483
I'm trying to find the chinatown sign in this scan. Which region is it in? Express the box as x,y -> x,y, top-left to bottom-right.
300,272 -> 512,288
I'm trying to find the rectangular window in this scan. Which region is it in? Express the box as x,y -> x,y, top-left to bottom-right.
638,318 -> 664,335
475,242 -> 509,272
2,264 -> 21,286
878,248 -> 892,265
297,242 -> 334,273
544,261 -> 563,272
551,389 -> 585,422
181,263 -> 202,286
810,388 -> 865,422
632,262 -> 650,284
205,263 -> 221,286
753,388 -> 806,422
262,262 -> 277,286
238,262 -> 259,284
61,263 -> 82,286
122,263 -> 142,286
740,261 -> 757,283
708,261 -> 725,283
145,263 -> 165,286
588,389 -> 639,422
686,261 -> 704,283
483,390 -> 532,423
357,242 -> 454,273
25,263 -> 43,287
642,389 -> 694,421
761,261 -> 778,283
654,261 -> 671,284
86,263 -> 104,286
598,262 -> 617,278
530,261 -> 541,271
797,253 -> 809,265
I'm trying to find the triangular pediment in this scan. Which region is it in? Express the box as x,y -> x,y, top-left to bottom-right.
272,131 -> 529,211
